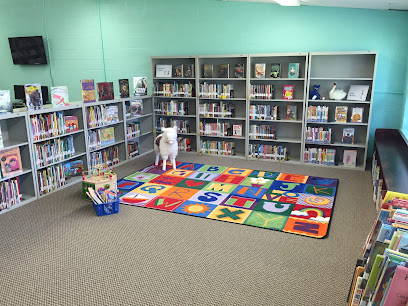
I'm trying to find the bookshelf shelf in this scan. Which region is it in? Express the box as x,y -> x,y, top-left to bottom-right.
153,96 -> 196,99
250,78 -> 306,81
38,176 -> 83,198
200,116 -> 246,121
0,140 -> 29,149
89,140 -> 125,153
87,121 -> 123,130
305,141 -> 366,148
249,137 -> 302,144
153,77 -> 195,81
154,114 -> 196,118
35,152 -> 87,170
249,99 -> 304,103
0,194 -> 37,216
199,78 -> 247,81
306,121 -> 369,126
126,113 -> 153,120
0,168 -> 32,183
83,99 -> 122,107
27,103 -> 83,115
249,119 -> 303,124
200,134 -> 245,140
309,77 -> 373,81
199,97 -> 246,101
307,99 -> 371,104
32,129 -> 84,143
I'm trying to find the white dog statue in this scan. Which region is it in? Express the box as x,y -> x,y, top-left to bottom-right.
154,126 -> 178,170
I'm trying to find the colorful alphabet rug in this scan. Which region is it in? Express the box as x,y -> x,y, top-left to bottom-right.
118,162 -> 339,238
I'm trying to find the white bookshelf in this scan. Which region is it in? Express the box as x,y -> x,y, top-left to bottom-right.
305,51 -> 377,169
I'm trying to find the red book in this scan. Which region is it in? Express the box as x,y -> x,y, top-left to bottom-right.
283,85 -> 294,100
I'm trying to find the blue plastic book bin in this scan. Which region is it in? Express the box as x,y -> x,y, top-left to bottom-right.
92,198 -> 119,216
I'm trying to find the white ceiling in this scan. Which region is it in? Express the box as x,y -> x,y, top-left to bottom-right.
219,0 -> 408,11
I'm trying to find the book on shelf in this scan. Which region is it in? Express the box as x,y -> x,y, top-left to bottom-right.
100,127 -> 115,146
129,100 -> 143,116
271,63 -> 280,78
0,147 -> 23,178
24,84 -> 43,110
219,64 -> 229,78
255,63 -> 266,78
97,82 -> 114,101
64,116 -> 79,132
0,90 -> 12,114
183,64 -> 194,78
105,105 -> 119,123
156,65 -> 172,77
128,141 -> 139,157
234,64 -> 244,78
80,79 -> 96,103
342,128 -> 355,144
248,144 -> 288,161
62,160 -> 83,179
0,177 -> 22,209
119,79 -> 130,98
133,77 -> 147,96
0,126 -> 3,148
51,86 -> 69,107
283,85 -> 294,100
351,107 -> 364,123
33,136 -> 75,169
347,85 -> 370,101
178,137 -> 192,152
37,164 -> 66,195
203,64 -> 213,78
233,125 -> 242,137
288,63 -> 299,79
304,148 -> 336,165
335,106 -> 348,123
343,150 -> 357,167
381,265 -> 408,306
174,65 -> 183,77
286,105 -> 296,120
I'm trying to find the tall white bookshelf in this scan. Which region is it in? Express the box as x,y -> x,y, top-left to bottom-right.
305,51 -> 377,170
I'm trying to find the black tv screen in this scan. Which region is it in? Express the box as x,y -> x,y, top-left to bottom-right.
8,36 -> 47,65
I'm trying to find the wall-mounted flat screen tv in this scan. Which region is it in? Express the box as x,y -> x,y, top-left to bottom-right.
8,36 -> 47,65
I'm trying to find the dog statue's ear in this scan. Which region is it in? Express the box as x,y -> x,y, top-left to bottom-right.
173,125 -> 177,131
161,127 -> 167,133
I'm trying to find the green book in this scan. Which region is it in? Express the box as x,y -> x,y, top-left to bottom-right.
288,63 -> 299,79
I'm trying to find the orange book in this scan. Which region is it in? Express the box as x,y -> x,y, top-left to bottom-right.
0,147 -> 23,178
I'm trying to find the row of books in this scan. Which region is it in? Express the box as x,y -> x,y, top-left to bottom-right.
156,119 -> 190,134
125,100 -> 143,118
37,164 -> 66,196
153,82 -> 194,97
372,150 -> 384,210
154,101 -> 188,116
249,124 -> 276,140
178,137 -> 192,152
86,105 -> 119,128
255,63 -> 299,79
305,127 -> 332,144
199,83 -> 234,99
304,148 -> 336,165
30,112 -> 79,141
348,195 -> 408,305
0,147 -> 23,179
199,102 -> 235,118
307,106 -> 364,123
201,64 -> 244,78
248,144 -> 288,161
89,146 -> 119,170
33,136 -> 75,169
0,178 -> 22,210
88,127 -> 115,151
200,140 -> 235,156
249,84 -> 274,99
156,64 -> 194,78
128,142 -> 139,158
249,105 -> 278,120
126,123 -> 141,139
199,122 -> 242,137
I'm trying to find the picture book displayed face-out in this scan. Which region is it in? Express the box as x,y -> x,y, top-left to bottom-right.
351,107 -> 364,123
183,65 -> 194,78
97,82 -> 114,101
174,65 -> 183,78
335,106 -> 348,123
105,105 -> 119,123
271,63 -> 280,78
64,116 -> 79,132
81,79 -> 96,103
203,64 -> 213,78
51,86 -> 69,107
288,63 -> 299,79
119,79 -> 130,98
254,63 -> 266,78
100,127 -> 115,146
342,128 -> 355,144
286,105 -> 296,120
0,147 -> 23,177
129,100 -> 143,116
133,77 -> 147,96
343,150 -> 357,167
24,84 -> 43,110
283,85 -> 294,100
219,64 -> 229,78
0,90 -> 13,114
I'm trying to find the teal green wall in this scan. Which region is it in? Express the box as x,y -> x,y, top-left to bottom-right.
1,0 -> 408,153
402,54 -> 408,131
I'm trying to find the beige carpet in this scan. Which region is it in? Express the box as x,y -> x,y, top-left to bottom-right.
0,153 -> 376,306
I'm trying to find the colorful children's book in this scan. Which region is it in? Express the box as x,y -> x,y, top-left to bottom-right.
381,265 -> 408,305
351,107 -> 364,123
342,128 -> 355,144
64,116 -> 79,132
174,65 -> 183,77
63,160 -> 84,179
183,64 -> 194,78
80,79 -> 96,103
286,105 -> 296,120
119,79 -> 129,98
105,105 -> 119,123
288,63 -> 300,78
219,64 -> 229,78
0,90 -> 13,114
271,63 -> 281,78
203,64 -> 214,78
283,85 -> 294,100
156,65 -> 172,77
335,106 -> 348,123
233,125 -> 242,137
133,77 -> 147,96
255,63 -> 266,78
343,150 -> 357,167
100,127 -> 115,146
24,84 -> 43,110
97,82 -> 114,101
347,85 -> 370,101
130,100 -> 143,116
51,86 -> 69,107
0,147 -> 23,177
234,64 -> 244,78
